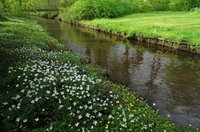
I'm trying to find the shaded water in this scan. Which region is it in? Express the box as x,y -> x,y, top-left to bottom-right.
38,19 -> 200,128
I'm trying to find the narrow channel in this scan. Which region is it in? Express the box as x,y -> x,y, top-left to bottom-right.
38,19 -> 200,128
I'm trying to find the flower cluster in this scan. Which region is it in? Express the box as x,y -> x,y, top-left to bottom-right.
1,58 -> 157,131
1,60 -> 117,130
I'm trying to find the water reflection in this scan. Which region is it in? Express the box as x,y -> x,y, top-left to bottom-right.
38,19 -> 200,128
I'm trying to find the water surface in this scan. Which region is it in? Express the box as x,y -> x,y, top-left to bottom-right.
38,19 -> 200,128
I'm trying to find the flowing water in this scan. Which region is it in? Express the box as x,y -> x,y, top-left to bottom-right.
38,19 -> 200,128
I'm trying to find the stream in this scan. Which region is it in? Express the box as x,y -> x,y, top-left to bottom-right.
38,19 -> 200,128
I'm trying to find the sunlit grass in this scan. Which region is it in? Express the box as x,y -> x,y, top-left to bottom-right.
82,11 -> 200,48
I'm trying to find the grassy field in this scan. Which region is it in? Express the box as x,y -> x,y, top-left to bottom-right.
82,11 -> 200,48
0,18 -> 193,131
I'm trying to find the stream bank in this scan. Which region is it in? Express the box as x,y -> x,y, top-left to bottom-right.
76,22 -> 200,56
78,12 -> 200,57
33,11 -> 200,57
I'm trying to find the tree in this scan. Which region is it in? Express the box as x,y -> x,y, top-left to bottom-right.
187,0 -> 200,9
19,0 -> 22,7
169,0 -> 200,11
146,0 -> 170,11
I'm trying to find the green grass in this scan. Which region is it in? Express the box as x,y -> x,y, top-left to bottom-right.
82,11 -> 200,48
0,17 -> 194,131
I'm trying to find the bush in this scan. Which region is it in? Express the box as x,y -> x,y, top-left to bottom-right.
169,0 -> 188,11
169,0 -> 200,11
0,0 -> 21,16
37,12 -> 59,19
148,0 -> 170,11
190,7 -> 200,13
133,1 -> 153,12
63,0 -> 139,22
59,0 -> 78,8
0,1 -> 4,18
0,14 -> 3,21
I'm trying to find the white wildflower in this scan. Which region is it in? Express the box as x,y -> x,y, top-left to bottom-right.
78,115 -> 82,119
21,89 -> 25,93
98,113 -> 102,117
16,117 -> 20,122
11,105 -> 15,108
108,115 -> 113,119
35,97 -> 39,102
35,118 -> 39,122
75,122 -> 79,127
86,113 -> 90,118
59,105 -> 64,109
2,102 -> 8,105
93,121 -> 97,125
79,106 -> 83,109
68,107 -> 72,110
46,90 -> 50,94
23,119 -> 27,123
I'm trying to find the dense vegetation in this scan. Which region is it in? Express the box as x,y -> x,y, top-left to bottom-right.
0,18 -> 192,131
1,0 -> 199,21
60,0 -> 138,22
58,0 -> 200,21
82,11 -> 200,48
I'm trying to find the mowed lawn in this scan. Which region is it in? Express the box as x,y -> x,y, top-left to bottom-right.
82,12 -> 200,48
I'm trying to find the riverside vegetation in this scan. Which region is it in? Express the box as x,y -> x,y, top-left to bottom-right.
57,0 -> 200,49
0,17 -> 194,131
2,0 -> 199,48
81,11 -> 200,48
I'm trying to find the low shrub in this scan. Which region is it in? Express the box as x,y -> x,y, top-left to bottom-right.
169,0 -> 200,11
59,0 -> 79,8
37,12 -> 59,19
62,0 -> 139,22
190,7 -> 200,13
0,14 -> 6,21
0,2 -> 4,20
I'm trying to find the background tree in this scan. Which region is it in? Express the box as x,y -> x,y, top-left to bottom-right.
169,0 -> 200,10
148,0 -> 170,11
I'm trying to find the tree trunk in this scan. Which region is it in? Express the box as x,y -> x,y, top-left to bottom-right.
19,0 -> 22,7
48,0 -> 50,8
2,0 -> 6,9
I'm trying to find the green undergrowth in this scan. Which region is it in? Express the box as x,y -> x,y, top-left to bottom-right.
35,12 -> 59,19
0,17 -> 193,131
60,0 -> 138,22
28,11 -> 59,20
82,11 -> 200,48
